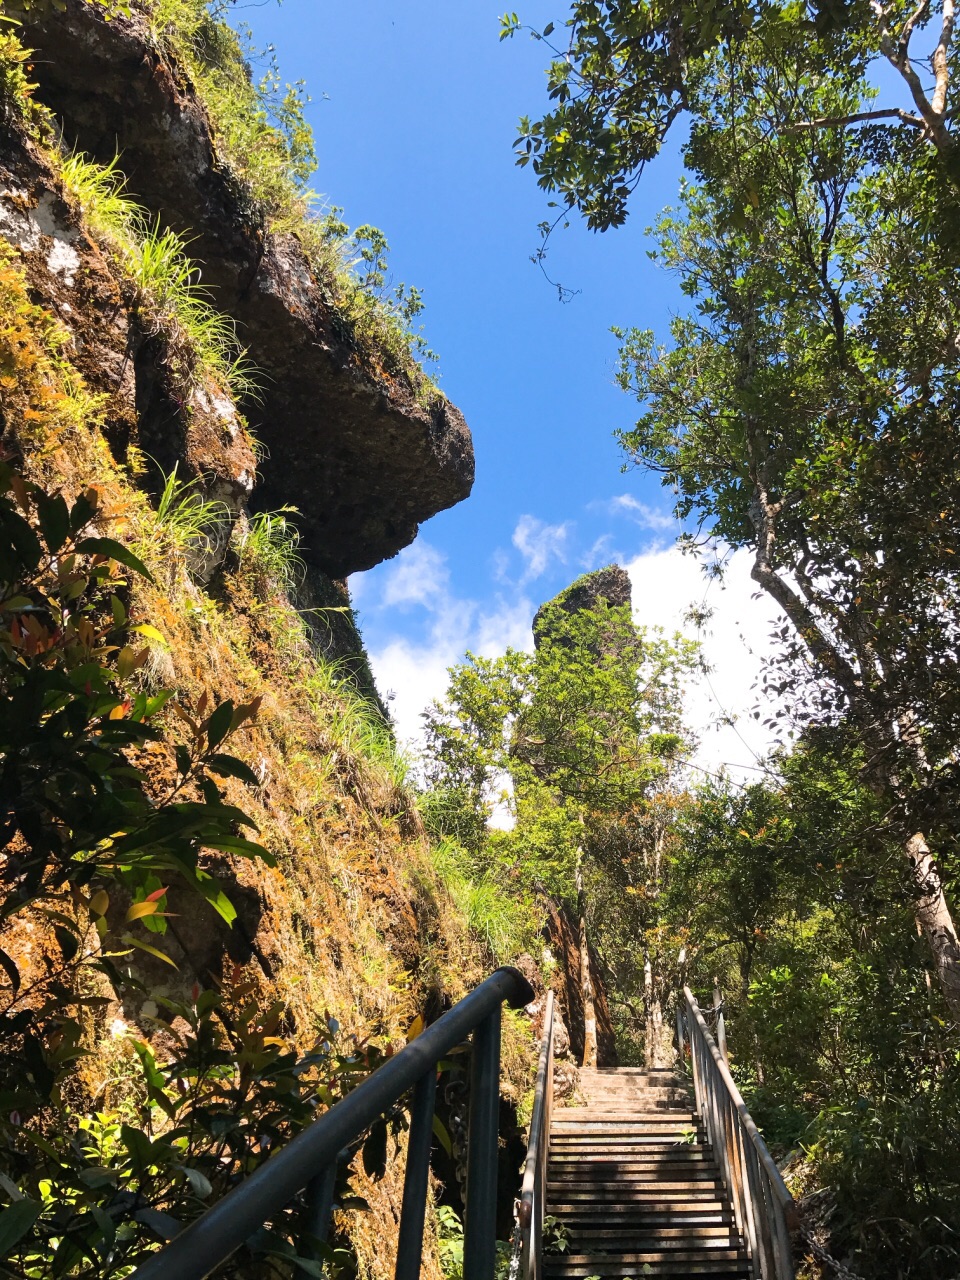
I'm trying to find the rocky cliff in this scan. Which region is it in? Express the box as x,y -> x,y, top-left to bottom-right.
8,0 -> 474,579
0,7 -> 509,1278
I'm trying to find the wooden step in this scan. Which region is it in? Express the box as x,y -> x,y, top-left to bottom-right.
555,1205 -> 735,1220
545,1182 -> 727,1192
543,1248 -> 749,1271
564,1225 -> 737,1242
544,1068 -> 749,1278
549,1171 -> 723,1187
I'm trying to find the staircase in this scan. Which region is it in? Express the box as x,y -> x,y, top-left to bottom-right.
543,1066 -> 751,1279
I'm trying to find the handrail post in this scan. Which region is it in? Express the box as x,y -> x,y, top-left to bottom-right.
295,1151 -> 342,1280
394,1067 -> 438,1280
463,1005 -> 502,1280
713,982 -> 728,1066
519,990 -> 555,1280
675,1002 -> 684,1064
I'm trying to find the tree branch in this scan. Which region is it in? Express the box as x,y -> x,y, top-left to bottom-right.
787,108 -> 926,133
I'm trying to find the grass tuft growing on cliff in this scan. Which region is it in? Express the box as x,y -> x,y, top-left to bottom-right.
60,151 -> 257,402
141,0 -> 443,401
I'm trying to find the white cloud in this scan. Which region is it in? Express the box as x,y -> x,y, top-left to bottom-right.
379,540 -> 449,610
625,544 -> 786,782
512,514 -> 571,584
371,591 -> 537,754
605,494 -> 677,532
357,530 -> 789,792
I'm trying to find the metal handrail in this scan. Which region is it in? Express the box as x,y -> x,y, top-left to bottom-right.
518,990 -> 555,1280
678,986 -> 797,1280
130,967 -> 534,1280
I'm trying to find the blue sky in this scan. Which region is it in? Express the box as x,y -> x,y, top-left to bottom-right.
241,0 -> 780,778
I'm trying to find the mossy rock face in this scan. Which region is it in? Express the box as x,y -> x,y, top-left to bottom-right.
532,564 -> 633,647
12,0 -> 475,578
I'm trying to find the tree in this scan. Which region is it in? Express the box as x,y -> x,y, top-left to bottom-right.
613,90 -> 960,1014
501,0 -> 960,236
423,569 -> 697,1063
669,729 -> 960,1274
508,1 -> 960,1015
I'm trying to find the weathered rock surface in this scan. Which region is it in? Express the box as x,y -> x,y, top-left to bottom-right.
12,0 -> 474,577
0,122 -> 257,510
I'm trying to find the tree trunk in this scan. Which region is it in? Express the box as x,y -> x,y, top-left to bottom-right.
643,952 -> 669,1068
576,856 -> 598,1068
905,831 -> 960,1020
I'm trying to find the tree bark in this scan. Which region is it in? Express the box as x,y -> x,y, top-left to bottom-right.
905,832 -> 960,1020
643,952 -> 670,1068
576,855 -> 598,1068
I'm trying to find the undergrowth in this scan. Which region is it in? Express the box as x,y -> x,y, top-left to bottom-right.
0,240 -> 485,1279
140,0 -> 442,399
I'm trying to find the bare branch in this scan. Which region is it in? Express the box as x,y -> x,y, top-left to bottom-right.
932,0 -> 956,117
787,108 -> 926,133
899,0 -> 931,59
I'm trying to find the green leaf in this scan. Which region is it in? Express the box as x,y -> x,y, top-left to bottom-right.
182,866 -> 237,926
177,1165 -> 213,1199
131,623 -> 167,647
133,1207 -> 181,1240
69,491 -> 98,533
75,536 -> 153,582
121,934 -> 177,968
0,1198 -> 42,1254
206,700 -> 234,750
207,753 -> 261,787
432,1113 -> 452,1157
36,493 -> 69,554
110,594 -> 127,628
121,1124 -> 153,1169
53,924 -> 79,963
0,946 -> 21,994
204,836 -> 276,866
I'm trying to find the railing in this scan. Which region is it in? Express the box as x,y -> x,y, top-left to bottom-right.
678,986 -> 797,1280
517,989 -> 555,1280
130,967 -> 534,1280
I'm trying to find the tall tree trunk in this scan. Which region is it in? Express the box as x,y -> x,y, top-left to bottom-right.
749,516 -> 960,1021
643,952 -> 669,1068
905,832 -> 960,1019
576,855 -> 598,1068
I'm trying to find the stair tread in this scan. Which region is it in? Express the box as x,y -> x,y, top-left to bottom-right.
544,1068 -> 752,1279
545,1250 -> 748,1263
